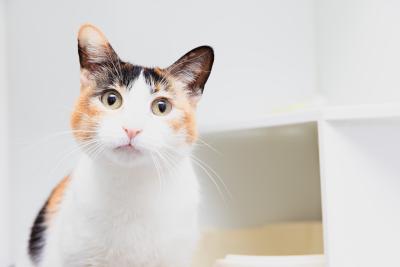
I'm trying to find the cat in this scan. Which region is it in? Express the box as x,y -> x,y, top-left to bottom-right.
25,24 -> 214,267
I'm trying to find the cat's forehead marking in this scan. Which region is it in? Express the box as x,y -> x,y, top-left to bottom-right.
143,68 -> 165,92
111,63 -> 170,93
127,71 -> 152,100
124,70 -> 168,108
120,64 -> 142,88
94,63 -> 141,92
94,62 -> 170,94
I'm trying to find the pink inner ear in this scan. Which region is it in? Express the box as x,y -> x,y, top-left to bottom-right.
78,24 -> 108,49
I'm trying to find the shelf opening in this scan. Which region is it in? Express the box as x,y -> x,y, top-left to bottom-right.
193,122 -> 324,267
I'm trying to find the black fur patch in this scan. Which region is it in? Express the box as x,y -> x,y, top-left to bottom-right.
121,64 -> 142,88
92,61 -> 143,91
28,201 -> 48,264
143,68 -> 164,86
92,62 -> 169,94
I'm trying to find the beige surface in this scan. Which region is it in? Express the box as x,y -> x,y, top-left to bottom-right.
214,255 -> 325,267
192,221 -> 323,267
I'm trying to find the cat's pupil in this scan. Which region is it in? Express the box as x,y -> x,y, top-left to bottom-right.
158,101 -> 167,113
107,94 -> 117,106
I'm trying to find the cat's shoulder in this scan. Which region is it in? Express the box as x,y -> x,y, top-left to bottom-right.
28,175 -> 70,264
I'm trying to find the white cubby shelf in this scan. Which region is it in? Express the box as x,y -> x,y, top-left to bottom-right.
194,103 -> 400,267
199,103 -> 400,134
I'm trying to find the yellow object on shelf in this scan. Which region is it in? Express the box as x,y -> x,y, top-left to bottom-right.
214,254 -> 325,267
192,221 -> 323,267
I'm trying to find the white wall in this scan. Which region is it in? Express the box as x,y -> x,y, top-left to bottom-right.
317,0 -> 400,105
319,118 -> 400,266
5,0 -> 318,261
0,0 -> 10,265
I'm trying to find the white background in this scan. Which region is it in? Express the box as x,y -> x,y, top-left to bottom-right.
1,0 -> 9,264
316,0 -> 400,105
2,0 -> 400,265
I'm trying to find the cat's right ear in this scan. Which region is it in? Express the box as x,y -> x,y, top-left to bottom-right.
77,24 -> 119,87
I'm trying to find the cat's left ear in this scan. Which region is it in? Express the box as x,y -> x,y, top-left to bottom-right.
77,24 -> 120,87
166,46 -> 214,102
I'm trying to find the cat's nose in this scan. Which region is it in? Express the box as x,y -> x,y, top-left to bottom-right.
123,127 -> 142,140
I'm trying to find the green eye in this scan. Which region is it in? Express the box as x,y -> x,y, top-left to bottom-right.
101,90 -> 123,109
151,98 -> 172,116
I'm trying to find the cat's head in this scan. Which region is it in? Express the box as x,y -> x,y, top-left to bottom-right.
71,24 -> 214,166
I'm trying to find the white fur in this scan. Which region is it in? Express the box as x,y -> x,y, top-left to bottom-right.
40,155 -> 199,267
23,73 -> 200,267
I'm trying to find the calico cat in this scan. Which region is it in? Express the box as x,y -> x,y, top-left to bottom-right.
26,24 -> 214,267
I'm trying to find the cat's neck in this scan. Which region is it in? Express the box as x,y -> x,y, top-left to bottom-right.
71,153 -> 197,213
82,153 -> 160,180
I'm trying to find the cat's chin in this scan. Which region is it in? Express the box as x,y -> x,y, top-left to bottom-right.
89,146 -> 151,167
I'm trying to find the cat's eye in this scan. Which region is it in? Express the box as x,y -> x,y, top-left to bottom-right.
151,98 -> 172,116
101,90 -> 123,109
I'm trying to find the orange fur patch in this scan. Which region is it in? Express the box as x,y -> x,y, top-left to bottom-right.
185,112 -> 197,143
45,175 -> 70,223
168,86 -> 198,144
71,86 -> 101,141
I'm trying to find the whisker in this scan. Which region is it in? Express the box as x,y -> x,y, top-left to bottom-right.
45,139 -> 101,180
195,137 -> 222,155
190,154 -> 233,199
150,152 -> 163,194
190,155 -> 228,203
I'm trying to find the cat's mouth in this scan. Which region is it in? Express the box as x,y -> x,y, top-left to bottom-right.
114,144 -> 141,154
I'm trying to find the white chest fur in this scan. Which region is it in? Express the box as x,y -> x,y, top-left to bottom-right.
41,154 -> 200,267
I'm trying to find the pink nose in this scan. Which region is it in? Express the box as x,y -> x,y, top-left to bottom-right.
123,128 -> 142,140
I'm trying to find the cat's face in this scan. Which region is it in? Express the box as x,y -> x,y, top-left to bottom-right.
71,24 -> 214,166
